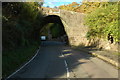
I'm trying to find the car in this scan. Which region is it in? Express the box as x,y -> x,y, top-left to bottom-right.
40,36 -> 46,41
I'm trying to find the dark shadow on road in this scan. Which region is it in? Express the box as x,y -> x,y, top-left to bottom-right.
40,41 -> 94,78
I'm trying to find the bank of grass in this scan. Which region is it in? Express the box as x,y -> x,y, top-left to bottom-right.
2,44 -> 39,78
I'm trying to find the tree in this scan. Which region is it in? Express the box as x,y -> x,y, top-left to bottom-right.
2,2 -> 44,50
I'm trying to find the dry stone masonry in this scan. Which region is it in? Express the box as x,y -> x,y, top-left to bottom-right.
60,10 -> 88,46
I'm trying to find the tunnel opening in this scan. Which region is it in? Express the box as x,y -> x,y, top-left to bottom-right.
40,15 -> 69,45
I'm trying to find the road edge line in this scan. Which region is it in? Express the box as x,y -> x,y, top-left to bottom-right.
6,46 -> 41,79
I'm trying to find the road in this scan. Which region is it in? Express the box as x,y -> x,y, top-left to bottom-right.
8,41 -> 118,79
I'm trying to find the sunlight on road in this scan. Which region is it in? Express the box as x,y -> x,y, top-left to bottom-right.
59,55 -> 64,58
63,50 -> 72,52
62,49 -> 72,56
64,53 -> 72,56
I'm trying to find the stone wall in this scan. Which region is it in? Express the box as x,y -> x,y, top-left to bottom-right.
89,38 -> 119,52
60,10 -> 88,46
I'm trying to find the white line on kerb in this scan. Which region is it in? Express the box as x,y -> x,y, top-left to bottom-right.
6,48 -> 40,79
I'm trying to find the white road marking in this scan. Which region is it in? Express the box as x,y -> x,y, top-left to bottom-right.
6,47 -> 40,79
61,52 -> 70,80
66,68 -> 70,77
62,54 -> 64,57
64,60 -> 70,78
64,60 -> 68,67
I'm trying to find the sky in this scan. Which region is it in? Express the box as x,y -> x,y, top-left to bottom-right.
43,0 -> 83,8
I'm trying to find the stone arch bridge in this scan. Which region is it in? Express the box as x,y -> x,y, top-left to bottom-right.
41,7 -> 88,46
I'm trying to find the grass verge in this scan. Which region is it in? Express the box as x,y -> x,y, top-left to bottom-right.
2,44 -> 39,78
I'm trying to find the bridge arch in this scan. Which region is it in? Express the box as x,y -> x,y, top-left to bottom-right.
42,15 -> 63,26
40,15 -> 69,43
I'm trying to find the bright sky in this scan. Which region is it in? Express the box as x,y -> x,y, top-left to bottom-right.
43,0 -> 83,8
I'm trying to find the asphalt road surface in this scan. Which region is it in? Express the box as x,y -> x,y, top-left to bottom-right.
7,41 -> 118,79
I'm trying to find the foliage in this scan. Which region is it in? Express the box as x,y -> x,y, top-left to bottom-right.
59,1 -> 115,14
2,2 -> 44,78
59,2 -> 80,11
40,22 -> 66,38
40,23 -> 54,36
2,2 -> 44,51
50,23 -> 66,38
85,2 -> 119,42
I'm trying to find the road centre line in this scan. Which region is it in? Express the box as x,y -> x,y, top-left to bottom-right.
64,60 -> 70,78
66,67 -> 70,77
64,60 -> 68,67
62,52 -> 70,79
